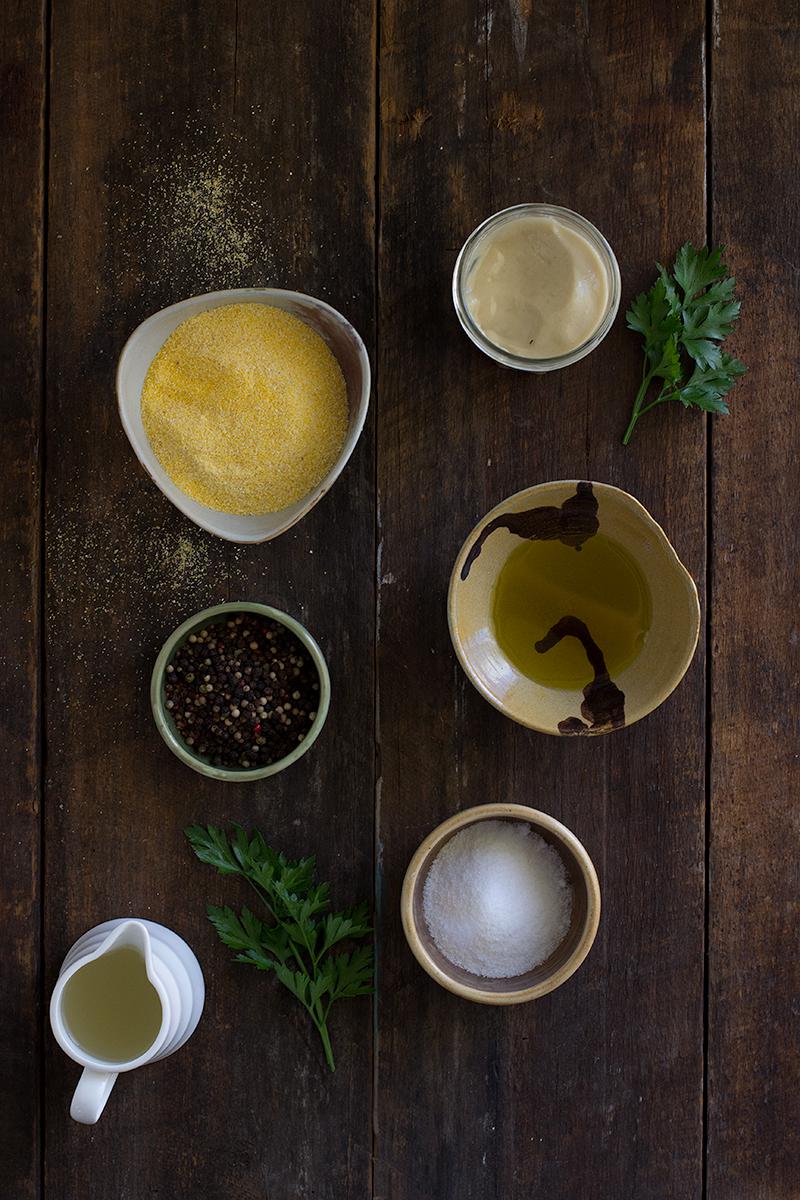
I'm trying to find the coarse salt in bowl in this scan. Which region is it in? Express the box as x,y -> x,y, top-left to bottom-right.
421,820 -> 572,978
401,804 -> 601,1004
117,288 -> 371,544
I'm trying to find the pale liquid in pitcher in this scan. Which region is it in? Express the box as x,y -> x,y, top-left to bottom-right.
62,947 -> 163,1062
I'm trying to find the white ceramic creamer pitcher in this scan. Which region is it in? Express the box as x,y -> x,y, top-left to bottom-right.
50,918 -> 204,1124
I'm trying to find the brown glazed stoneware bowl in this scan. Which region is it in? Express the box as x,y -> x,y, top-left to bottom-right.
448,480 -> 701,736
401,804 -> 601,1004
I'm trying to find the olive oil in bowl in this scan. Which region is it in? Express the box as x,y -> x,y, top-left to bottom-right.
62,946 -> 163,1063
491,533 -> 652,689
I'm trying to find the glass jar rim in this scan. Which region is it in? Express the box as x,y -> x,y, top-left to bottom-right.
452,203 -> 621,372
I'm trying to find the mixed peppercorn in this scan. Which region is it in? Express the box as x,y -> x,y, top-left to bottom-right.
163,613 -> 320,769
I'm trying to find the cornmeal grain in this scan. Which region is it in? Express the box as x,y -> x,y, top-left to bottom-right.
141,304 -> 348,515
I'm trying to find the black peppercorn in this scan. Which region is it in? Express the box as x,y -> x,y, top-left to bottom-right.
163,614 -> 320,769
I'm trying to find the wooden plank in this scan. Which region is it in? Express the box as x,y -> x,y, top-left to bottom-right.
376,2 -> 707,1197
43,2 -> 374,1197
0,2 -> 46,1196
708,3 -> 800,1196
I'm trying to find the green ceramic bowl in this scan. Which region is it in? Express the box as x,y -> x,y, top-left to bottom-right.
151,601 -> 331,781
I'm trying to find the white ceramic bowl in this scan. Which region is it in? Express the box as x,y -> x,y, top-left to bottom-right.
117,288 -> 371,543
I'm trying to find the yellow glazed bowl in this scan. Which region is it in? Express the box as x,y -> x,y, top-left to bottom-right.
401,804 -> 601,1004
448,480 -> 700,736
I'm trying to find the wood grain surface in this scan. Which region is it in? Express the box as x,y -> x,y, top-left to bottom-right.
376,2 -> 707,1197
0,2 -> 45,1197
708,2 -> 800,1197
42,3 -> 374,1199
0,1 -> 796,1198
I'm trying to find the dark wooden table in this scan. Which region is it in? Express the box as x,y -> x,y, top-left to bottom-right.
2,2 -> 798,1197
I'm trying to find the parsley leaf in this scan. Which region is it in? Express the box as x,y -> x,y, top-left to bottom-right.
186,824 -> 373,1072
622,243 -> 746,444
673,242 -> 727,299
326,945 -> 375,1001
627,277 -> 681,368
678,355 -> 747,412
185,823 -> 241,874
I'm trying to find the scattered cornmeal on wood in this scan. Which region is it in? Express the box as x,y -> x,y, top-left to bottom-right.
141,303 -> 348,515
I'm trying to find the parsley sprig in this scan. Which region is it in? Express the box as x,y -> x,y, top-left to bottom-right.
185,824 -> 373,1071
622,243 -> 746,444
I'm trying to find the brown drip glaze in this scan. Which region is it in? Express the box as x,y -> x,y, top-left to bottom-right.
460,481 -> 599,581
534,615 -> 626,734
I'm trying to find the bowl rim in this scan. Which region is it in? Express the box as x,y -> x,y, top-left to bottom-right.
451,204 -> 622,373
150,601 -> 331,781
117,287 -> 371,544
400,803 -> 601,1004
448,479 -> 701,735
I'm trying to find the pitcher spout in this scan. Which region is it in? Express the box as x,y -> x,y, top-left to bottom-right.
100,919 -> 152,962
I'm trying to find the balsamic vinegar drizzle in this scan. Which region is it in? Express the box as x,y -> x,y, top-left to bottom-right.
461,481 -> 600,581
535,616 -> 626,734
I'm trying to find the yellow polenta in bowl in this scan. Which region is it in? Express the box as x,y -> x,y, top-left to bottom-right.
118,289 -> 371,543
448,481 -> 700,735
142,304 -> 346,514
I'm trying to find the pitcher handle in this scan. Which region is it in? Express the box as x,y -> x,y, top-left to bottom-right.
70,1067 -> 118,1124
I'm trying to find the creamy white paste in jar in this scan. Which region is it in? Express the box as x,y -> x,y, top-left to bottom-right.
464,213 -> 610,359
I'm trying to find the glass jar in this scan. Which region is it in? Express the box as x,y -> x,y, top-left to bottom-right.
452,203 -> 621,372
